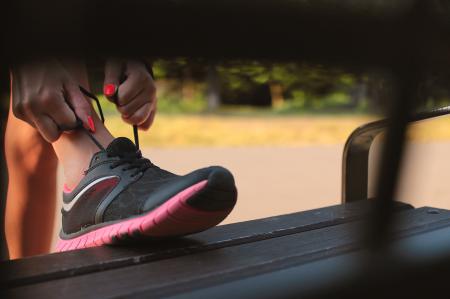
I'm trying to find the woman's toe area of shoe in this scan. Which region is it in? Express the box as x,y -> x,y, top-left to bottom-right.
186,166 -> 238,211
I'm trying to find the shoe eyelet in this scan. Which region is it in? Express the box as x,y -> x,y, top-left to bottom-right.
132,172 -> 142,178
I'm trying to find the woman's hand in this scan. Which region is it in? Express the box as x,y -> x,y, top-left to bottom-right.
10,60 -> 93,143
103,59 -> 157,130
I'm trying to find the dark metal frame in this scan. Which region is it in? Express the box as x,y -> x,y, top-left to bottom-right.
342,106 -> 450,203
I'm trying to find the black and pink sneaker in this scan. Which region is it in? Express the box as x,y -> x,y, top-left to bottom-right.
56,137 -> 237,252
56,88 -> 237,252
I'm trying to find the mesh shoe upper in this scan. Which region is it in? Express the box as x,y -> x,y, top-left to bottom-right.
61,137 -> 234,236
103,164 -> 178,222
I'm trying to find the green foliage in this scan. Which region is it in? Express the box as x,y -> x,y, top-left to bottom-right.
151,59 -> 370,113
157,94 -> 208,114
96,95 -> 116,115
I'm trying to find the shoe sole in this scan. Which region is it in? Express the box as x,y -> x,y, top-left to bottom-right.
55,179 -> 235,252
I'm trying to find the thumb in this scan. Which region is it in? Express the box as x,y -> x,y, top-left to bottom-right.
65,83 -> 94,132
104,59 -> 123,103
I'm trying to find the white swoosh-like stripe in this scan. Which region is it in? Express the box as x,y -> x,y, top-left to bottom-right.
62,176 -> 118,212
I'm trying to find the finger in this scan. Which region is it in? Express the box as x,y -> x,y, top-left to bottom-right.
103,58 -> 123,101
10,71 -> 27,121
64,83 -> 94,132
117,86 -> 155,118
33,114 -> 60,143
21,90 -> 67,130
121,102 -> 152,126
138,99 -> 157,131
138,105 -> 156,131
117,70 -> 151,106
45,95 -> 78,130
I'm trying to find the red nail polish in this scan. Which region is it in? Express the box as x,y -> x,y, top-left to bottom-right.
87,116 -> 96,133
103,84 -> 117,97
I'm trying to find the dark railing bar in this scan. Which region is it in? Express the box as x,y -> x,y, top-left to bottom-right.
342,105 -> 450,203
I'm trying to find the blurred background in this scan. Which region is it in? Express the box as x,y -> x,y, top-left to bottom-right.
47,59 -> 450,246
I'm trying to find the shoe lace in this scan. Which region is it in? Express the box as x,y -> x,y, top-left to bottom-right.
74,86 -> 152,175
107,149 -> 153,177
79,86 -> 140,151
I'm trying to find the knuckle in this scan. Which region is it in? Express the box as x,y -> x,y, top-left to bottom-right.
40,91 -> 58,106
41,96 -> 52,106
117,90 -> 130,105
12,101 -> 25,117
128,113 -> 145,124
21,98 -> 35,113
117,105 -> 131,116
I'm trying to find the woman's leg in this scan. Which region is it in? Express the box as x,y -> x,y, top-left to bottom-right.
5,106 -> 58,259
52,103 -> 113,189
51,61 -> 114,189
5,61 -> 113,258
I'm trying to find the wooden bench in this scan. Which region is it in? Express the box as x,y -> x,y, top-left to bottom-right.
3,200 -> 450,298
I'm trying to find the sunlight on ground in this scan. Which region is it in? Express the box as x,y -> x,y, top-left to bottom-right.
104,114 -> 450,147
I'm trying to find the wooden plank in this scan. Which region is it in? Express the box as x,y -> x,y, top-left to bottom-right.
1,200 -> 411,288
163,224 -> 450,299
5,206 -> 449,299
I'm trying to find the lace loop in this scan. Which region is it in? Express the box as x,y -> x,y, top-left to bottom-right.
78,86 -> 140,150
75,87 -> 148,174
108,149 -> 153,176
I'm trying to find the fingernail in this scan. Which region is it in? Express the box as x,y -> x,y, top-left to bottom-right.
87,116 -> 96,133
103,84 -> 117,97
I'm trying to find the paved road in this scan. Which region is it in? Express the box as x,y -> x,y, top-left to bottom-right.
52,142 -> 450,246
144,141 -> 450,224
144,145 -> 343,224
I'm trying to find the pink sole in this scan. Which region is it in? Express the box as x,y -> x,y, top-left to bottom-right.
55,180 -> 233,252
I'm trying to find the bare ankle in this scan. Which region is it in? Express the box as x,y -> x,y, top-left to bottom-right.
53,119 -> 114,189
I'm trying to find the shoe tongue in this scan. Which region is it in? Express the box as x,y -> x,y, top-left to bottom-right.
106,137 -> 137,156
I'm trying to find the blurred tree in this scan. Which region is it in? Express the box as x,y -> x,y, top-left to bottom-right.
153,59 -> 366,111
206,65 -> 221,111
